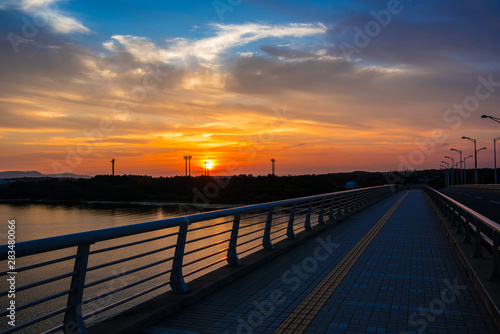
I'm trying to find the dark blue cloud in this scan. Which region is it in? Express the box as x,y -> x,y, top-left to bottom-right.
324,0 -> 500,69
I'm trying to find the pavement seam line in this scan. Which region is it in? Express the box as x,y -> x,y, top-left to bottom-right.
272,191 -> 409,334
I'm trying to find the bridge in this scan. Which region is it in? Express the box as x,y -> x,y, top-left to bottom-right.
1,186 -> 499,333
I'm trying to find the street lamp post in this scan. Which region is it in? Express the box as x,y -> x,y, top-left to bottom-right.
450,148 -> 463,185
481,115 -> 500,184
445,156 -> 454,186
476,147 -> 487,183
462,137 -> 479,184
495,137 -> 500,185
463,155 -> 473,184
454,162 -> 460,182
441,161 -> 450,187
440,164 -> 448,187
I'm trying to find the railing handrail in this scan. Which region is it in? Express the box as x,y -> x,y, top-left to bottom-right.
424,186 -> 500,282
0,185 -> 394,333
0,185 -> 389,259
426,187 -> 500,232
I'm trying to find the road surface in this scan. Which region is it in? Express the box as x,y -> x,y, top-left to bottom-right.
439,188 -> 500,224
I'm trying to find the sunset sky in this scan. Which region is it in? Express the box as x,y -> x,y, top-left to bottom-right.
1,0 -> 499,177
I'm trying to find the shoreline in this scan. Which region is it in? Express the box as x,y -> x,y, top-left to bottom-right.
0,198 -> 239,210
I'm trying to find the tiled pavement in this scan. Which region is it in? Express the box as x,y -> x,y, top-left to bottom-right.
141,190 -> 499,334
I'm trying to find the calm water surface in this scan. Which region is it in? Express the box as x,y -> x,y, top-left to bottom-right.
0,202 -> 276,333
0,202 -> 186,243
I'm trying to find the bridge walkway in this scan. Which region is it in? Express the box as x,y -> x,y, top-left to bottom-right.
141,190 -> 499,334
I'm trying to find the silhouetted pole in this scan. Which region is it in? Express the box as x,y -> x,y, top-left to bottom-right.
183,156 -> 192,176
481,116 -> 500,183
441,161 -> 449,187
271,159 -> 276,176
451,148 -> 462,185
463,155 -> 472,184
440,165 -> 448,187
476,147 -> 487,183
495,137 -> 500,185
111,159 -> 115,176
445,156 -> 454,186
463,137 -> 478,184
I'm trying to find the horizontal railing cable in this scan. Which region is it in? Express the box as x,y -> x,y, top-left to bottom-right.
0,185 -> 394,333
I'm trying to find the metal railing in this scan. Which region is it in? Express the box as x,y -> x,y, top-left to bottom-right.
424,187 -> 500,280
0,185 -> 394,334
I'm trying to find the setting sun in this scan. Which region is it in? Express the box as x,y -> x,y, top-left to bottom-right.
202,160 -> 215,176
204,160 -> 214,169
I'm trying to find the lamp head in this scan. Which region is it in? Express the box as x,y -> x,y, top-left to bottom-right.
462,136 -> 476,143
481,115 -> 488,119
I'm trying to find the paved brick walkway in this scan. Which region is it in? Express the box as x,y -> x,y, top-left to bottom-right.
141,190 -> 499,334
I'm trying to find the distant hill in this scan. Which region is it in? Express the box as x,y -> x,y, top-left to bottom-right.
0,171 -> 91,179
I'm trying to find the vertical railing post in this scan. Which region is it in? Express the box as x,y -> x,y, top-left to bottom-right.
473,219 -> 483,258
450,204 -> 457,226
170,224 -> 189,292
305,199 -> 313,231
263,208 -> 275,250
488,230 -> 500,280
367,189 -> 373,204
444,201 -> 451,221
227,214 -> 242,266
287,203 -> 297,239
337,195 -> 343,217
64,244 -> 91,334
344,193 -> 350,214
463,212 -> 472,244
451,204 -> 457,225
318,197 -> 326,225
358,190 -> 365,208
328,196 -> 336,222
358,190 -> 364,208
351,191 -> 357,210
349,192 -> 355,212
454,206 -> 464,235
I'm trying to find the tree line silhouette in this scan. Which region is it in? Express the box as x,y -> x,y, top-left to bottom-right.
0,172 -> 396,204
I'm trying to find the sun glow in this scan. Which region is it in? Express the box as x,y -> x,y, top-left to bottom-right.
204,160 -> 214,169
202,160 -> 215,176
